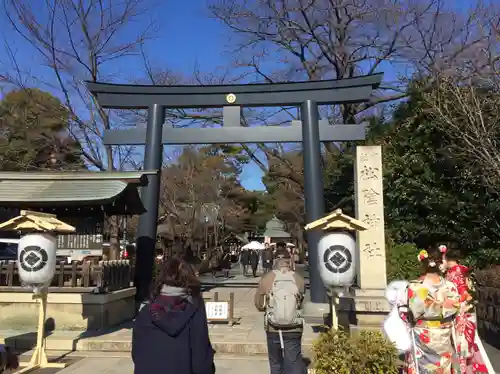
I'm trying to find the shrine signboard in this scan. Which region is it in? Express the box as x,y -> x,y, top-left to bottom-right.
205,301 -> 229,321
56,216 -> 104,250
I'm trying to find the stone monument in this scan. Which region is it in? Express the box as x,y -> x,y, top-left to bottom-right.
354,145 -> 387,289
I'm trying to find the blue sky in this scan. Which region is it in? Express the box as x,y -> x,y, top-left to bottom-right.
0,0 -> 267,190
145,2 -> 267,190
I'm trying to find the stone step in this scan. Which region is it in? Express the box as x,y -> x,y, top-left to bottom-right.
2,333 -> 314,356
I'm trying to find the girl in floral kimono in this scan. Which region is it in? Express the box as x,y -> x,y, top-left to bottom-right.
440,245 -> 492,373
404,248 -> 461,374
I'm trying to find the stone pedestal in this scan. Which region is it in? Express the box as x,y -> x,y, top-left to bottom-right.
0,288 -> 136,331
354,145 -> 387,289
323,288 -> 390,332
302,301 -> 330,325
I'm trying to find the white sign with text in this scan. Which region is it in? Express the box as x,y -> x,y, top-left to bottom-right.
205,301 -> 229,320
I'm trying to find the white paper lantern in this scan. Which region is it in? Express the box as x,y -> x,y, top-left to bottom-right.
17,233 -> 57,287
318,232 -> 356,287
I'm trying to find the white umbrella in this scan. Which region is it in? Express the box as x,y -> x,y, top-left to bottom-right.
286,242 -> 296,247
241,241 -> 265,250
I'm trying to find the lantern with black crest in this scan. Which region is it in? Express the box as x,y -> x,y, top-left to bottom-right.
305,209 -> 369,288
0,211 -> 75,373
0,211 -> 75,294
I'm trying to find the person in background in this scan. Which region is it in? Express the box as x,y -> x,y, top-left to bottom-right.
441,245 -> 491,373
255,247 -> 306,374
286,245 -> 296,271
221,250 -> 232,279
240,248 -> 249,277
262,243 -> 274,274
250,249 -> 259,277
132,257 -> 215,374
274,243 -> 287,266
258,249 -> 264,274
209,252 -> 219,280
402,248 -> 461,373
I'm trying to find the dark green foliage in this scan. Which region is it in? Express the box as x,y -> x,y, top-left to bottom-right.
464,249 -> 500,270
0,88 -> 83,171
475,265 -> 500,288
386,242 -> 422,282
323,84 -> 500,267
383,88 -> 500,251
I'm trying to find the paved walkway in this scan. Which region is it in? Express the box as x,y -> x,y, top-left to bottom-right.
3,282 -> 500,373
199,263 -> 309,287
56,356 -> 271,374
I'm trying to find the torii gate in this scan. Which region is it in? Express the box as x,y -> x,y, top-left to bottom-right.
87,73 -> 382,303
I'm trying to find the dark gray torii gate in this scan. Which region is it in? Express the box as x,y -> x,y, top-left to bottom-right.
87,73 -> 382,303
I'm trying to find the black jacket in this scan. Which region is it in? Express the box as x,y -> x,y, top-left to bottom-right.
240,250 -> 249,265
262,249 -> 274,268
250,251 -> 259,267
132,291 -> 215,374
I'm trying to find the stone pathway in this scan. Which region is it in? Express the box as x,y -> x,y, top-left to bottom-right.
2,284 -> 500,373
199,263 -> 309,286
55,356 -> 271,374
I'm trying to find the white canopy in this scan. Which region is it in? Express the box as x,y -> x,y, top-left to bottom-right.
241,241 -> 265,250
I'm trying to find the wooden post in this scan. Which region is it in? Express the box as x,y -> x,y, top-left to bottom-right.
57,262 -> 64,287
71,262 -> 78,287
15,292 -> 66,373
228,292 -> 235,326
330,290 -> 339,330
82,262 -> 91,287
7,262 -> 14,286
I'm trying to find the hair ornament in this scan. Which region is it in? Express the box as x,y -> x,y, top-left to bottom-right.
428,261 -> 437,268
439,245 -> 447,254
418,250 -> 429,262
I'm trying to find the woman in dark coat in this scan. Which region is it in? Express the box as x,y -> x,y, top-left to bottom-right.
132,257 -> 215,374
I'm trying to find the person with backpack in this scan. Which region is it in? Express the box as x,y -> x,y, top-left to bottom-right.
254,247 -> 307,374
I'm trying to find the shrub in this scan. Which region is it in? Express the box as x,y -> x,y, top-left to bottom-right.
475,265 -> 500,288
386,242 -> 421,282
464,248 -> 500,270
312,328 -> 399,374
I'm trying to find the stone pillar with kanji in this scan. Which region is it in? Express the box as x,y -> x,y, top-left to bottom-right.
354,145 -> 387,289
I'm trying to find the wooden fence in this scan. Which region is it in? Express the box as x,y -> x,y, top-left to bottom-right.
0,260 -> 133,293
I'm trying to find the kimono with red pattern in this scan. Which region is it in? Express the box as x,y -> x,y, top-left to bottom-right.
446,264 -> 490,373
403,277 -> 461,374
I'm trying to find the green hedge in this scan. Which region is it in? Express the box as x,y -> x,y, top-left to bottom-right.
312,328 -> 399,374
386,242 -> 421,282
